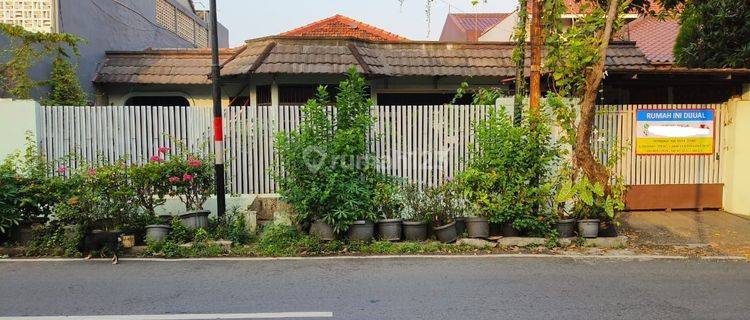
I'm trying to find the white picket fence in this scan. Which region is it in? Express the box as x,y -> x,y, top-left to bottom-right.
37,104 -> 724,194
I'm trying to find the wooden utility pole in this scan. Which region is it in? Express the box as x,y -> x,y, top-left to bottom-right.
529,0 -> 542,113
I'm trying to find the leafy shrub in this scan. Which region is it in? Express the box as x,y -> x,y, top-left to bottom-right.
1,135 -> 73,228
211,208 -> 251,245
275,67 -> 381,234
53,161 -> 141,231
255,223 -> 325,256
400,183 -> 432,222
374,181 -> 404,220
427,183 -> 468,227
26,225 -> 80,257
168,217 -> 193,243
457,108 -> 559,236
0,161 -> 22,234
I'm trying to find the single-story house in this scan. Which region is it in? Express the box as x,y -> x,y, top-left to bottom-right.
92,14 -> 750,107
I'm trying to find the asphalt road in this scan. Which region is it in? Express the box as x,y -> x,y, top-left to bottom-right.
0,257 -> 748,320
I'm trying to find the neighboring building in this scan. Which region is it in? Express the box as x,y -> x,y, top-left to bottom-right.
0,0 -> 55,33
439,13 -> 513,42
92,15 -> 750,108
0,0 -> 229,102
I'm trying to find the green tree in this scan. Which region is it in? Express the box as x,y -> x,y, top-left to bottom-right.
0,23 -> 82,100
43,55 -> 87,106
674,0 -> 750,68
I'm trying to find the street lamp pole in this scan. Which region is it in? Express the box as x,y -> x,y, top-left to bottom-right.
209,0 -> 226,217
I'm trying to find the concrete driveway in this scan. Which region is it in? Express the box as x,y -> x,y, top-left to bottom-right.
621,210 -> 750,258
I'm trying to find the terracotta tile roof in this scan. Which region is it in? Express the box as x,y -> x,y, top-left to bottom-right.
617,16 -> 679,64
94,48 -> 238,84
95,37 -> 655,84
280,14 -> 407,42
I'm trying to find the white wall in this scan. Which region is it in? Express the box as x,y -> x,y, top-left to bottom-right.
480,11 -> 518,42
0,99 -> 40,160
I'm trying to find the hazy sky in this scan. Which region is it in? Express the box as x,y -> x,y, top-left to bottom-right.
192,0 -> 520,47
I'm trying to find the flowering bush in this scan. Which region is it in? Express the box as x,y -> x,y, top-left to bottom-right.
130,150 -> 171,218
53,161 -> 141,231
163,148 -> 214,211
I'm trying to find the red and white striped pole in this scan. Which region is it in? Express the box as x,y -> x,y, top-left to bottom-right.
209,0 -> 226,217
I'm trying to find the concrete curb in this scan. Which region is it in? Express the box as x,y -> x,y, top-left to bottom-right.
1,254 -> 745,262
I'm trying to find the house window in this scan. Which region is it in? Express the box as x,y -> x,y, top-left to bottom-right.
124,96 -> 190,106
257,85 -> 271,106
279,85 -> 318,105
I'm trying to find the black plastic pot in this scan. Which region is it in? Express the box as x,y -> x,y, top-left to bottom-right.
434,222 -> 458,243
347,220 -> 374,242
599,222 -> 618,237
578,219 -> 600,238
454,217 -> 466,236
402,221 -> 428,241
310,220 -> 335,241
556,219 -> 576,238
180,210 -> 210,230
377,219 -> 402,241
145,225 -> 171,242
465,217 -> 490,239
489,222 -> 502,237
501,222 -> 520,237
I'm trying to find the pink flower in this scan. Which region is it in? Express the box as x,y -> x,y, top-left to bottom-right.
188,158 -> 202,168
158,147 -> 170,154
149,155 -> 163,162
87,167 -> 97,176
168,176 -> 180,184
56,165 -> 67,174
182,173 -> 194,182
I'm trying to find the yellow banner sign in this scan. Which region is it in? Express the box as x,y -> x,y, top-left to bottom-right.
636,109 -> 714,155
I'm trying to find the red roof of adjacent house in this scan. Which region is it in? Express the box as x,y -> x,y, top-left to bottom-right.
280,14 -> 407,42
618,16 -> 679,64
528,0 -> 664,14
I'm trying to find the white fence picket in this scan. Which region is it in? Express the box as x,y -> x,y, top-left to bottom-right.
37,104 -> 724,194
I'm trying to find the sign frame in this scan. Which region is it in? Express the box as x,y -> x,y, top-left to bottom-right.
635,108 -> 716,156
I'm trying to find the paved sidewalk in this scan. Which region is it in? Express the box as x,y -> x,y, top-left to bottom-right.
621,210 -> 750,258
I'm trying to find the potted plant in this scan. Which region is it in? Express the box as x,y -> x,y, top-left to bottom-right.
309,219 -> 335,241
53,162 -> 140,254
347,219 -> 375,242
374,182 -> 403,241
131,149 -> 172,241
400,183 -> 431,241
428,186 -> 457,243
555,212 -> 576,238
556,175 -> 625,239
165,150 -> 214,230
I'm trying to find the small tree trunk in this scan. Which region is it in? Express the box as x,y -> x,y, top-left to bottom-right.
513,0 -> 528,125
573,0 -> 621,188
